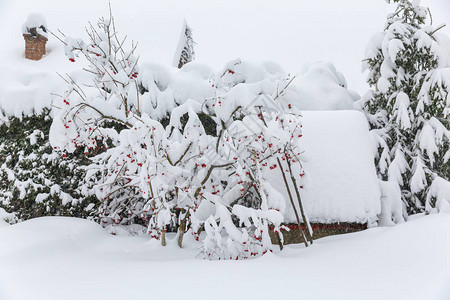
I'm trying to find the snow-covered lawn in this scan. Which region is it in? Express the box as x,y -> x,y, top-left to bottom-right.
0,215 -> 449,300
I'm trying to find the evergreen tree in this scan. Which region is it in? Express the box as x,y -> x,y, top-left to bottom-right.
173,20 -> 195,69
0,110 -> 98,222
362,0 -> 450,214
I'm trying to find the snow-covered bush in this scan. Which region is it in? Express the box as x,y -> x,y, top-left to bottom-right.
51,11 -> 313,259
361,0 -> 450,216
0,110 -> 98,222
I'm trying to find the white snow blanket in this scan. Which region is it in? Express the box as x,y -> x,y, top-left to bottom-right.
0,215 -> 449,300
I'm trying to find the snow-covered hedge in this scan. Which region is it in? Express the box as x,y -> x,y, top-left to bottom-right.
0,110 -> 98,223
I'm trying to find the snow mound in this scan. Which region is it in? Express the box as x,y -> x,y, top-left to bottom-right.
287,62 -> 360,110
0,217 -> 108,258
273,110 -> 381,224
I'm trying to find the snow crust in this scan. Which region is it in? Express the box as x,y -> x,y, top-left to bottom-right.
0,215 -> 449,300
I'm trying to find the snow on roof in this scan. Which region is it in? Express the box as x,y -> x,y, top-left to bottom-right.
0,0 -> 449,93
270,110 -> 381,224
0,58 -> 357,119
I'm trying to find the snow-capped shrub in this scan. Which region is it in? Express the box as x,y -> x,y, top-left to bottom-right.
51,11 -> 313,259
0,110 -> 98,223
426,176 -> 450,213
194,94 -> 312,259
0,207 -> 15,225
361,0 -> 450,215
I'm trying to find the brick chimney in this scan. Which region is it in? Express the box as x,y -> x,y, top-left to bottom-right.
23,27 -> 48,60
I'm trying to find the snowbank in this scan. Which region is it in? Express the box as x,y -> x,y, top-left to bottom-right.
0,217 -> 107,258
0,214 -> 449,300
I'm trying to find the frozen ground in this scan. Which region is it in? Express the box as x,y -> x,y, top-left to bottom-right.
0,214 -> 449,300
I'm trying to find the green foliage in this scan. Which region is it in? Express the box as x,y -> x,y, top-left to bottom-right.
362,0 -> 450,214
0,110 -> 98,222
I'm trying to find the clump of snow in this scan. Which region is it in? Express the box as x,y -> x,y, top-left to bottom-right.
426,176 -> 450,214
275,61 -> 360,111
21,13 -> 48,37
28,129 -> 44,145
394,92 -> 411,130
378,179 -> 405,225
0,207 -> 14,227
179,61 -> 214,79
